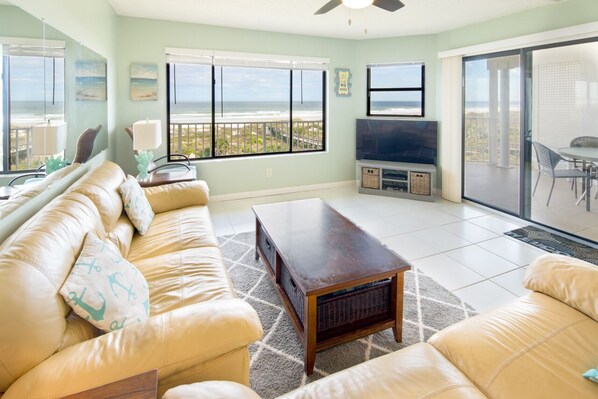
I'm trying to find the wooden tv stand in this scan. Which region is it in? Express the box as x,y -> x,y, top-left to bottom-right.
357,160 -> 436,202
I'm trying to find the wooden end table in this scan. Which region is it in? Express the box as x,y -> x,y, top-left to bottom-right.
138,168 -> 196,188
59,369 -> 158,399
253,199 -> 411,375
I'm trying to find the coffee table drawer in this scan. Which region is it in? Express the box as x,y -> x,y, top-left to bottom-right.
280,260 -> 392,333
257,224 -> 276,272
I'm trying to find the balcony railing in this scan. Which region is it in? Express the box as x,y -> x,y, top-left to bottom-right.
464,115 -> 520,165
6,126 -> 44,171
169,121 -> 324,159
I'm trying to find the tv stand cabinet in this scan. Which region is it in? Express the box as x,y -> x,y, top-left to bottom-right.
357,160 -> 436,202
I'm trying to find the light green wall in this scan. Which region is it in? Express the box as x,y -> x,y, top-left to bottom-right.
115,17 -> 358,195
437,0 -> 598,52
5,0 -> 598,199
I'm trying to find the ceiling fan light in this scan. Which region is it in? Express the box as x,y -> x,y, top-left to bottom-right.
342,0 -> 374,10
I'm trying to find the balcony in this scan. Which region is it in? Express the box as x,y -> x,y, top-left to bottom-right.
169,120 -> 324,159
5,127 -> 44,172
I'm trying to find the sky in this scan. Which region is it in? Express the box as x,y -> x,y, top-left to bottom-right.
7,56 -> 65,102
169,64 -> 324,103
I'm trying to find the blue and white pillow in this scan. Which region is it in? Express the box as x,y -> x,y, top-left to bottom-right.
584,367 -> 598,384
119,175 -> 154,235
59,233 -> 150,332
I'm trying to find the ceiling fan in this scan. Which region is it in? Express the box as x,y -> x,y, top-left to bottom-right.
315,0 -> 405,15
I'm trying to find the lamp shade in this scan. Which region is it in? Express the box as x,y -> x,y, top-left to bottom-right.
133,120 -> 162,151
342,0 -> 374,9
32,121 -> 67,155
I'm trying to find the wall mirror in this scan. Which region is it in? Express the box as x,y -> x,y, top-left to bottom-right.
0,1 -> 108,218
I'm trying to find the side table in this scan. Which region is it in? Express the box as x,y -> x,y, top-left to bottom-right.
0,186 -> 19,200
138,168 -> 197,188
59,369 -> 158,399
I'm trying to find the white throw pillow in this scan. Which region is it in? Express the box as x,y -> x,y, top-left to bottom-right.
119,175 -> 154,235
60,233 -> 150,332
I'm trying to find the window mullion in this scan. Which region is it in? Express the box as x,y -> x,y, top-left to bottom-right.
2,53 -> 9,172
289,69 -> 293,153
211,65 -> 216,159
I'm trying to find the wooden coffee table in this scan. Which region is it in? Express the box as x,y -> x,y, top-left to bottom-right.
253,198 -> 411,375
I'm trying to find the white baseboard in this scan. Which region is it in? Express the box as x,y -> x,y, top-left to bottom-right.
210,180 -> 358,202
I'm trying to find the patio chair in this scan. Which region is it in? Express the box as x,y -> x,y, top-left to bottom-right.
532,141 -> 586,206
569,136 -> 598,196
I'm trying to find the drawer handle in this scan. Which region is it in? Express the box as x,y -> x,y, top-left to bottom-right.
265,238 -> 271,250
289,277 -> 296,290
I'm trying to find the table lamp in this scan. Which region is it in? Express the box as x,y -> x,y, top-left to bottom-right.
133,119 -> 162,181
32,121 -> 68,174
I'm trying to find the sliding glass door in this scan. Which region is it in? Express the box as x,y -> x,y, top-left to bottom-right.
462,39 -> 598,243
463,52 -> 522,215
527,40 -> 598,242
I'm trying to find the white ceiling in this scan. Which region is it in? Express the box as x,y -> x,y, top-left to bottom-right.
108,0 -> 567,40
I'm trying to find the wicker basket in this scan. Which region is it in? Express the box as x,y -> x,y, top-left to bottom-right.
361,167 -> 380,190
410,171 -> 431,196
280,261 -> 391,333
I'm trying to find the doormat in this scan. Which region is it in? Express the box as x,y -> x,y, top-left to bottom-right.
505,226 -> 598,266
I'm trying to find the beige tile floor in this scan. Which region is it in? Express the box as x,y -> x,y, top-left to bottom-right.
207,185 -> 557,313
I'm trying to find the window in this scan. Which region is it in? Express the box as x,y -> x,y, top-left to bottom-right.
166,49 -> 327,160
1,42 -> 65,172
367,63 -> 425,117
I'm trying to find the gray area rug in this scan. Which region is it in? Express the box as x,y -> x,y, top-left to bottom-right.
219,232 -> 478,399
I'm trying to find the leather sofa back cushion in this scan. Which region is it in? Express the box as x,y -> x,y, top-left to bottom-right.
429,292 -> 598,398
67,161 -> 126,231
107,214 -> 135,258
0,192 -> 105,392
524,254 -> 598,322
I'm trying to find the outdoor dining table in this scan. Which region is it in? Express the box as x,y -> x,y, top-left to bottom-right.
558,147 -> 598,212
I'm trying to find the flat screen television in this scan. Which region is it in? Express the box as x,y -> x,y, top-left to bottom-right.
356,119 -> 438,165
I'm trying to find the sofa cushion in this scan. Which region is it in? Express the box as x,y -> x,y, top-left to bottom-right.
60,233 -> 150,332
132,246 -> 234,315
278,343 -> 486,399
429,292 -> 598,399
107,214 -> 135,258
163,381 -> 261,399
524,254 -> 598,322
127,206 -> 218,263
67,161 -> 126,231
119,176 -> 155,235
0,192 -> 105,392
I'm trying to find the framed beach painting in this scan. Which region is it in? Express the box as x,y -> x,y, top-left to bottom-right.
130,63 -> 158,101
76,60 -> 107,101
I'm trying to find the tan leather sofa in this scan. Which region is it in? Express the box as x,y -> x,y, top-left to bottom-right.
164,254 -> 598,399
0,161 -> 263,398
0,163 -> 80,219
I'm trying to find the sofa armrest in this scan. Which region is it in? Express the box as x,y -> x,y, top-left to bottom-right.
3,299 -> 263,399
144,180 -> 209,213
524,254 -> 598,321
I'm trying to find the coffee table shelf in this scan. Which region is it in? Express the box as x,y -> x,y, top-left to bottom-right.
253,199 -> 411,375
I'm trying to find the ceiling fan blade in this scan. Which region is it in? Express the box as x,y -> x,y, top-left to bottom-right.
373,0 -> 405,12
314,0 -> 343,15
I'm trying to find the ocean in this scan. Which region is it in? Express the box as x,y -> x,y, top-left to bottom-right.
9,101 -> 64,127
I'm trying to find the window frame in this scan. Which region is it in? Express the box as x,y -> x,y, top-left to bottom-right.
1,46 -> 66,174
366,63 -> 425,118
166,63 -> 327,162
